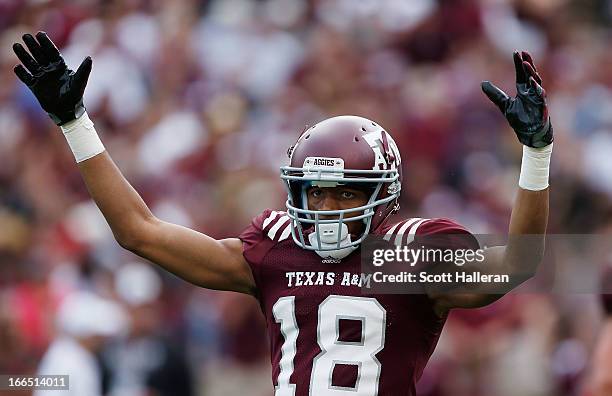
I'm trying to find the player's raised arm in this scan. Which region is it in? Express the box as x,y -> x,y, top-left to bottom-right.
431,51 -> 552,311
12,32 -> 255,295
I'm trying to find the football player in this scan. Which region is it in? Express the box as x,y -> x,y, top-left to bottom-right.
12,32 -> 553,395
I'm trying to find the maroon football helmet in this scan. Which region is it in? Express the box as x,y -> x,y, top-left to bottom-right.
280,115 -> 402,256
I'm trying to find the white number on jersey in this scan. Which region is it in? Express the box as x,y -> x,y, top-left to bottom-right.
273,295 -> 387,396
273,296 -> 299,396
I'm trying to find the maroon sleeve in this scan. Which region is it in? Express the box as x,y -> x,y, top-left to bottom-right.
238,209 -> 276,289
415,217 -> 480,251
408,217 -> 481,296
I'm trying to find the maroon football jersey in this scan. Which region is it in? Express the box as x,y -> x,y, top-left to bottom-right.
239,209 -> 479,396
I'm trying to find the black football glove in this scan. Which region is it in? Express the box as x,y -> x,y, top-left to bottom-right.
13,31 -> 92,126
481,51 -> 553,148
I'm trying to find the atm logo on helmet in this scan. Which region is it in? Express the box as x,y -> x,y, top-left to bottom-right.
362,130 -> 401,171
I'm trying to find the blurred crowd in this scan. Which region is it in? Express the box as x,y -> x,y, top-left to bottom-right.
1,0 -> 612,395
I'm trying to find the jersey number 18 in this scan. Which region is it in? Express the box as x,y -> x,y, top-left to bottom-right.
273,295 -> 387,396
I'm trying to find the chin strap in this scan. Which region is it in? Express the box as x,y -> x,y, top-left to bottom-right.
308,223 -> 358,260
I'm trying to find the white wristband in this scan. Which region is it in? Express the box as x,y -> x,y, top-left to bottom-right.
59,112 -> 105,163
518,143 -> 553,191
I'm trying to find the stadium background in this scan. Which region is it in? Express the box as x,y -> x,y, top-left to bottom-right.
1,0 -> 612,395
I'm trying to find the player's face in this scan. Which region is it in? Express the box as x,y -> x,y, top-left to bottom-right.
306,186 -> 370,235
